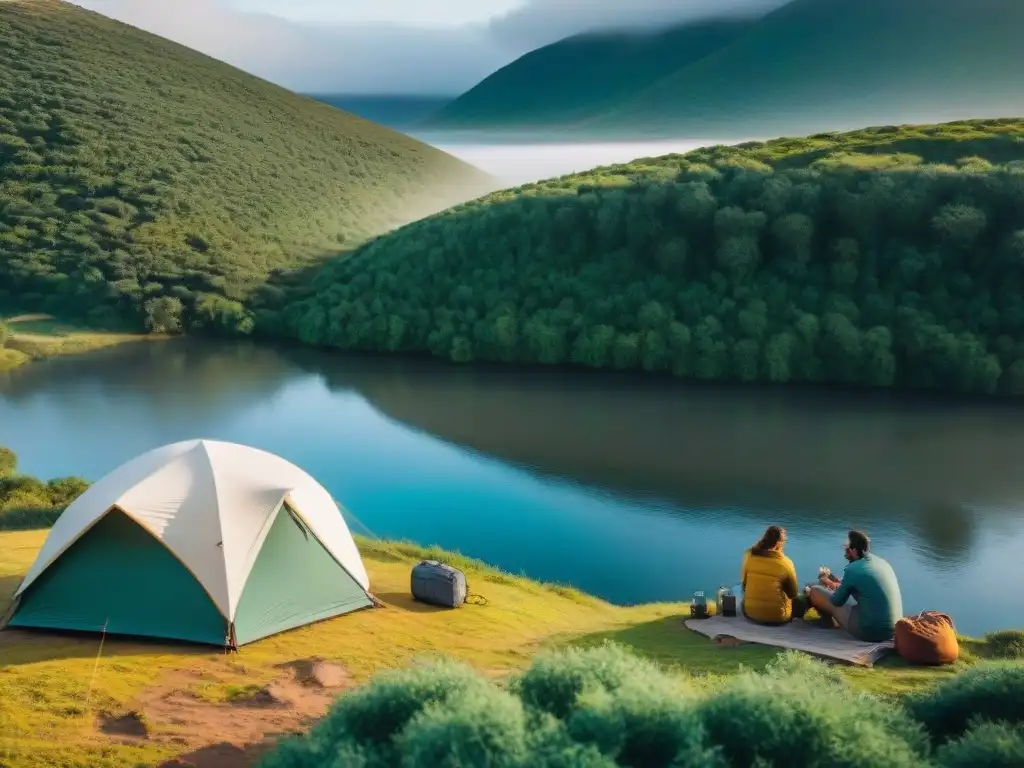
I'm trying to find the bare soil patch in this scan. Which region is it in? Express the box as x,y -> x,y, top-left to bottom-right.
97,658 -> 353,767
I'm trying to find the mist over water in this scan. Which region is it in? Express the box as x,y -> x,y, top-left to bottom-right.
416,134 -> 758,187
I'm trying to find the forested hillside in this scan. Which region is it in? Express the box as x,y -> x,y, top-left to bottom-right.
0,0 -> 490,334
589,0 -> 1024,138
272,119 -> 1024,396
425,19 -> 753,130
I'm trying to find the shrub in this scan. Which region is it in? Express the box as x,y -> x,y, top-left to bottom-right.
262,644 -> 986,768
0,447 -> 15,479
512,642 -> 664,720
0,463 -> 89,530
934,722 -> 1024,767
565,676 -> 716,768
394,684 -> 529,767
983,630 -> 1024,660
307,659 -> 495,766
696,652 -> 927,767
906,663 -> 1024,742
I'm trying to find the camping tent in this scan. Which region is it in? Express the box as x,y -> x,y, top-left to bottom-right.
2,439 -> 374,648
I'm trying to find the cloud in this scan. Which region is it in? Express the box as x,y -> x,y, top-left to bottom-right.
72,0 -> 789,93
487,0 -> 791,50
73,0 -> 512,93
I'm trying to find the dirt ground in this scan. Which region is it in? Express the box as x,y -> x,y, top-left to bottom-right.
96,658 -> 353,768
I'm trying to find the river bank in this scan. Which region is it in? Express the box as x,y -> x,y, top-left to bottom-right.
0,315 -> 159,372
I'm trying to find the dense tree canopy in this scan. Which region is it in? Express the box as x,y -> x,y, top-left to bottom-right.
0,0 -> 490,334
272,119 -> 1024,397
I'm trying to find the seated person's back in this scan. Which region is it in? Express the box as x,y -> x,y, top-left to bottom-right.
832,546 -> 903,642
741,525 -> 800,624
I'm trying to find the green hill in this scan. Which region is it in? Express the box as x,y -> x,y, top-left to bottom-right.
423,19 -> 754,130
0,0 -> 491,335
271,118 -> 1024,397
589,0 -> 1024,138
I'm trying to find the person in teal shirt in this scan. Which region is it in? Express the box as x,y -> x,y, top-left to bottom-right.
807,530 -> 903,642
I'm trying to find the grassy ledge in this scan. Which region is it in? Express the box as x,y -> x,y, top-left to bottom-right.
0,525 -> 1020,768
0,315 -> 154,372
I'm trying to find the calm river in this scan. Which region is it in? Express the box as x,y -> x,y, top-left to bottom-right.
2,339 -> 1023,636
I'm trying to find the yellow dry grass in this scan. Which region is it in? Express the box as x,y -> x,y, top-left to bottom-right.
0,529 -> 698,767
0,529 -> 997,768
0,315 -> 157,372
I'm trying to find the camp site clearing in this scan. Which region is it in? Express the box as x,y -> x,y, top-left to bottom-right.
0,441 -> 984,768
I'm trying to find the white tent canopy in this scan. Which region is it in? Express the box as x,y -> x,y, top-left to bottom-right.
15,439 -> 370,623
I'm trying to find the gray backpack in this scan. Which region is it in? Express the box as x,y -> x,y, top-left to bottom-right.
411,560 -> 469,608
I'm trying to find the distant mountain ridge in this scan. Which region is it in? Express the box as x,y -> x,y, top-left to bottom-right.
590,0 -> 1024,138
431,0 -> 1024,139
424,19 -> 755,130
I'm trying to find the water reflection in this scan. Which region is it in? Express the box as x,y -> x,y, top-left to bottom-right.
292,350 -> 1024,517
2,340 -> 1023,635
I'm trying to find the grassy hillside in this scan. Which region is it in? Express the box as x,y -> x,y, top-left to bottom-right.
1,452 -> 1021,767
0,0 -> 491,335
590,0 -> 1024,138
269,118 -> 1024,397
424,19 -> 753,130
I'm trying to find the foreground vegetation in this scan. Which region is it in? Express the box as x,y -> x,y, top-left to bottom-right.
273,118 -> 1024,396
1,447 -> 1021,766
0,0 -> 489,336
260,645 -> 1024,768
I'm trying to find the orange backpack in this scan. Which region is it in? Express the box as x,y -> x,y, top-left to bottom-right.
894,611 -> 959,665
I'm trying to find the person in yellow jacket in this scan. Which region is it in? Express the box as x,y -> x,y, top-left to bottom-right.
740,525 -> 809,624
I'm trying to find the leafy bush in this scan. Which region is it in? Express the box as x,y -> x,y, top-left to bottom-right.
513,643 -> 666,720
0,447 -> 15,479
697,652 -> 927,767
266,644 -> 1024,768
983,630 -> 1024,660
563,674 -> 714,767
905,662 -> 1024,742
0,447 -> 89,529
934,722 -> 1024,767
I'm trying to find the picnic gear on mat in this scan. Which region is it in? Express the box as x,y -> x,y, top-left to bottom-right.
717,585 -> 738,617
685,613 -> 894,667
690,590 -> 710,619
894,611 -> 959,665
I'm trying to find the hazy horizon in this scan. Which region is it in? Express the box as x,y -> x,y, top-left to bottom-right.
416,136 -> 758,187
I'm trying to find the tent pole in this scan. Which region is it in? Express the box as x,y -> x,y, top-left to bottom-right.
0,594 -> 21,630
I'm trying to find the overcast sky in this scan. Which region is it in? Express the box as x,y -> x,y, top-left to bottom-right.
73,0 -> 785,94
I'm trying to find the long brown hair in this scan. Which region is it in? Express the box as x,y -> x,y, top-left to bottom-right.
752,525 -> 786,555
